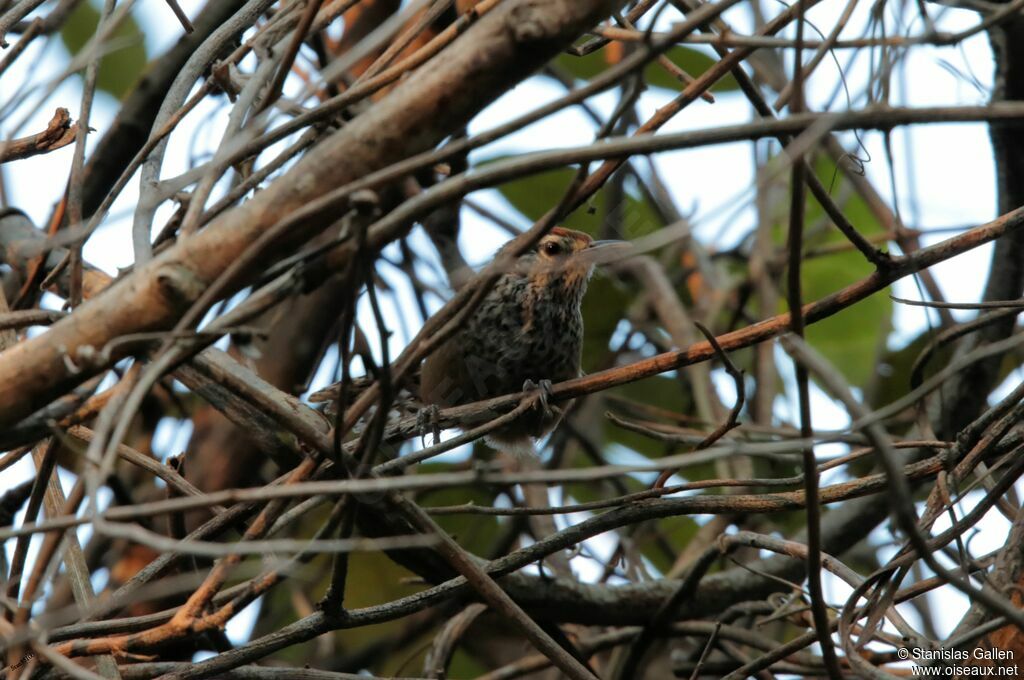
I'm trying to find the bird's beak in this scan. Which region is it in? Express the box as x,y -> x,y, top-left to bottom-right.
580,239 -> 633,265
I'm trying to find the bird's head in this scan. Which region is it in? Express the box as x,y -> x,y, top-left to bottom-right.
503,227 -> 631,291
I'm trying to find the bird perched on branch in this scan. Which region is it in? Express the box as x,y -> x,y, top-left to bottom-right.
310,227 -> 630,455
419,227 -> 630,455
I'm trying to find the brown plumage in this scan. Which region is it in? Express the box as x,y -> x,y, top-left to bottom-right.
420,227 -> 628,455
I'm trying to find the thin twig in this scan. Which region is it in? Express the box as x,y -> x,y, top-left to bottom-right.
162,0 -> 194,33
653,321 -> 745,488
0,108 -> 77,163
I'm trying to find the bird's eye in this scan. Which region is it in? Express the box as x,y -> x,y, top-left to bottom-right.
543,241 -> 562,256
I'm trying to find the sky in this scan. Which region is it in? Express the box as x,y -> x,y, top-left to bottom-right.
0,0 -> 1017,664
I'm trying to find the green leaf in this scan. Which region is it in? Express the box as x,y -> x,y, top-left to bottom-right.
490,163 -> 663,239
449,649 -> 489,676
249,504 -> 425,671
801,259 -> 890,388
865,332 -> 933,411
868,328 -> 1024,415
580,274 -> 630,368
417,467 -> 501,555
557,45 -> 609,81
60,0 -> 148,100
646,46 -> 738,92
556,45 -> 738,93
775,157 -> 893,388
599,377 -> 712,477
338,552 -> 432,674
565,469 -> 645,507
641,516 -> 700,574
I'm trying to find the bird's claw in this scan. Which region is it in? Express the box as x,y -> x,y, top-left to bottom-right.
416,404 -> 441,447
523,379 -> 555,418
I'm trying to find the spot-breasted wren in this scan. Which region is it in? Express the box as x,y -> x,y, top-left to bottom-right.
420,227 -> 629,454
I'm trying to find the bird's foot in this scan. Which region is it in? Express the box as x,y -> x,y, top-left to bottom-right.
522,379 -> 556,419
415,404 -> 442,447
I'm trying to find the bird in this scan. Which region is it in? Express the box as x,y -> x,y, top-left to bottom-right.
418,227 -> 630,455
